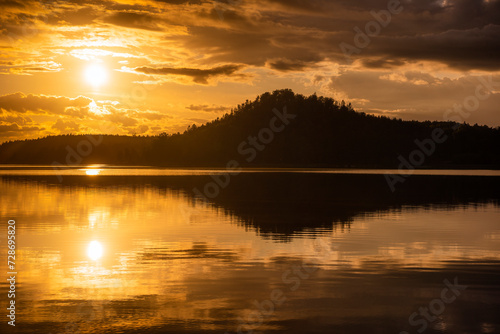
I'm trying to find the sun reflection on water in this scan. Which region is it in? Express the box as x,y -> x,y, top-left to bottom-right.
87,240 -> 104,260
85,169 -> 101,176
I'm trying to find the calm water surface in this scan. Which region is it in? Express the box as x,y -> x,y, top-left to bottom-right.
0,168 -> 499,334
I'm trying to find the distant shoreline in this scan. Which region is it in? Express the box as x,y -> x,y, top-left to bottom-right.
1,164 -> 499,170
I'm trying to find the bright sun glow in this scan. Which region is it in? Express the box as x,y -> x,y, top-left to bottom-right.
87,241 -> 104,260
85,169 -> 101,175
85,63 -> 108,87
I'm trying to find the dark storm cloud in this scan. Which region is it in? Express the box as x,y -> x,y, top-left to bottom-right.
363,24 -> 500,70
134,64 -> 245,84
249,0 -> 499,71
438,0 -> 500,29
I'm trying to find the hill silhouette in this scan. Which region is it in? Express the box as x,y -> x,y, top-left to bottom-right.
1,89 -> 499,167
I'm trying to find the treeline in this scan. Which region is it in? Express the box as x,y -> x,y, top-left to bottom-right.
1,89 -> 499,167
0,134 -> 154,165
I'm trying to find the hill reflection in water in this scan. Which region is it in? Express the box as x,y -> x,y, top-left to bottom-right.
0,172 -> 499,334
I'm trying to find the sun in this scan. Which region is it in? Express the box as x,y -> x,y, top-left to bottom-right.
85,63 -> 108,87
87,240 -> 104,261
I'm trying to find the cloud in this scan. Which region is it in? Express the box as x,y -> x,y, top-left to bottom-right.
0,123 -> 21,132
46,6 -> 100,26
104,111 -> 139,127
2,0 -> 500,72
0,124 -> 42,133
361,58 -> 407,69
324,70 -> 500,125
128,110 -> 172,120
134,64 -> 246,84
0,114 -> 33,125
103,11 -> 166,31
186,104 -> 230,112
0,1 -> 26,9
0,93 -> 179,142
0,92 -> 92,115
259,0 -> 334,12
52,119 -> 80,132
362,24 -> 500,71
126,124 -> 149,135
267,58 -> 319,72
0,61 -> 63,75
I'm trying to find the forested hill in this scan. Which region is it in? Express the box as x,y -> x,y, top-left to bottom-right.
1,89 -> 499,167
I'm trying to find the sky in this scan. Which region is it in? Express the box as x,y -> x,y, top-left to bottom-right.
0,0 -> 499,142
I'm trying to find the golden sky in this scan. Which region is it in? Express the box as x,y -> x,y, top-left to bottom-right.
0,0 -> 499,142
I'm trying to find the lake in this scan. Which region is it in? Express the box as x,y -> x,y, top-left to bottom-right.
0,167 -> 499,334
